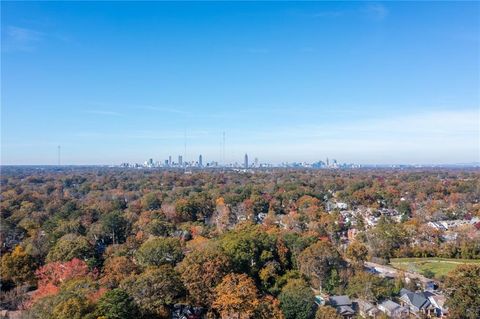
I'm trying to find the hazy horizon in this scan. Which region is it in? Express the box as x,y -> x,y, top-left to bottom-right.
2,2 -> 479,165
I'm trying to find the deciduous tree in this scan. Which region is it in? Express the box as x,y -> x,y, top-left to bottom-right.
32,258 -> 90,302
95,288 -> 139,319
177,243 -> 231,307
297,240 -> 343,290
444,264 -> 480,319
345,241 -> 369,266
0,245 -> 36,285
212,273 -> 260,319
278,278 -> 316,319
135,237 -> 183,267
121,265 -> 184,318
46,234 -> 92,262
315,306 -> 341,319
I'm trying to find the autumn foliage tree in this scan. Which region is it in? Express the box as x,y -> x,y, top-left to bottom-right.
121,265 -> 184,318
345,241 -> 369,266
100,256 -> 139,288
177,243 -> 232,307
0,245 -> 37,286
255,295 -> 285,319
315,306 -> 341,319
31,258 -> 90,303
213,273 -> 260,319
444,264 -> 480,319
297,240 -> 343,290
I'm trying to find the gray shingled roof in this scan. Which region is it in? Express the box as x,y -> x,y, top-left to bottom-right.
400,289 -> 431,309
329,295 -> 352,307
337,305 -> 355,315
379,300 -> 402,312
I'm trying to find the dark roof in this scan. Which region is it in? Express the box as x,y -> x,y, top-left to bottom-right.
400,290 -> 431,309
337,305 -> 355,315
330,295 -> 352,307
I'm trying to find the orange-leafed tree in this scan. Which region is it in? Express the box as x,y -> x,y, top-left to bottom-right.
255,295 -> 285,319
213,273 -> 260,319
100,256 -> 139,288
215,197 -> 232,232
177,243 -> 231,307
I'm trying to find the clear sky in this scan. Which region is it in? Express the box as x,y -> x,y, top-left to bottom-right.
2,1 -> 479,165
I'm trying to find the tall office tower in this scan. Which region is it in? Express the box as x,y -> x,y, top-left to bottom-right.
178,155 -> 183,166
244,153 -> 249,168
164,160 -> 169,166
168,156 -> 172,166
199,154 -> 203,167
326,158 -> 330,167
254,157 -> 259,167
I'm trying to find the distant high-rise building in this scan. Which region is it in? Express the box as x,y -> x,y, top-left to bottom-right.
244,153 -> 249,168
199,154 -> 203,167
168,155 -> 172,166
254,157 -> 259,167
178,155 -> 183,166
326,158 -> 330,167
144,158 -> 155,167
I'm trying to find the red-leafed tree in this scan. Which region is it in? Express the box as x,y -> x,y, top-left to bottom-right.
31,258 -> 90,303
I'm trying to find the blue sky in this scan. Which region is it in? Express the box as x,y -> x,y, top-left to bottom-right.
2,1 -> 479,165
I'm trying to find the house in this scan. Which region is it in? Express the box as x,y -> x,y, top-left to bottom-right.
377,300 -> 409,319
329,295 -> 355,318
355,299 -> 380,318
424,292 -> 448,318
399,289 -> 435,317
427,221 -> 447,231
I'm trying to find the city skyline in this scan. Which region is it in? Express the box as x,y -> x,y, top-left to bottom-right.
2,2 -> 479,165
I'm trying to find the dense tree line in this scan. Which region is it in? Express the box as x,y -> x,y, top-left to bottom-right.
0,167 -> 479,318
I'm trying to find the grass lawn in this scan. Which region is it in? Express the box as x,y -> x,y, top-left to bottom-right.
389,258 -> 480,280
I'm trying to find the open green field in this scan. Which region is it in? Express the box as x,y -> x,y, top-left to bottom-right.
390,258 -> 480,280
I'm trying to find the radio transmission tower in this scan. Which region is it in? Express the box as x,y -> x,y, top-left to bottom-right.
184,129 -> 187,163
222,131 -> 226,165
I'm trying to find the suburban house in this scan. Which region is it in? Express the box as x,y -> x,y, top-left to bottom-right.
424,291 -> 448,318
400,288 -> 435,317
355,299 -> 380,318
329,295 -> 355,318
377,300 -> 409,319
